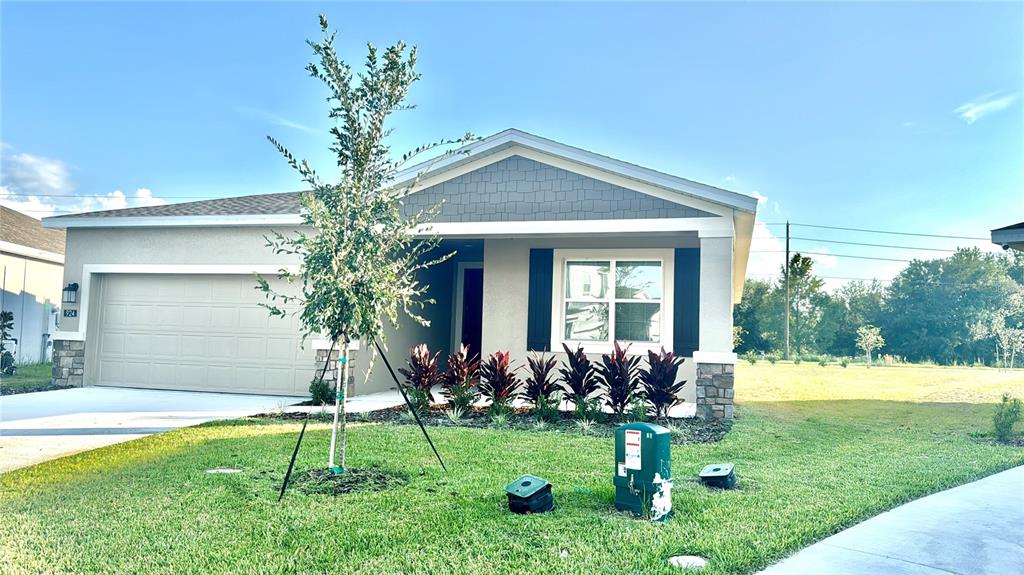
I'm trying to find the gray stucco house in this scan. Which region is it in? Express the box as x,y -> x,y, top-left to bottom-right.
43,130 -> 757,419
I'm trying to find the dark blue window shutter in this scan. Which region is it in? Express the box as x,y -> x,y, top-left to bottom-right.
674,248 -> 700,356
527,248 -> 554,352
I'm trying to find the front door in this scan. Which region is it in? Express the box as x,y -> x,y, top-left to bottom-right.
460,267 -> 484,358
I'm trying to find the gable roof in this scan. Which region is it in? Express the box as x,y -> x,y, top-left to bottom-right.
395,129 -> 758,214
45,191 -> 301,220
1,206 -> 66,257
43,129 -> 757,228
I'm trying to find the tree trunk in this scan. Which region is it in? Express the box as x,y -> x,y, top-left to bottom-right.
328,339 -> 351,471
866,349 -> 871,368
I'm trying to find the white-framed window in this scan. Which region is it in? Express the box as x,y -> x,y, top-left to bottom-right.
551,249 -> 674,353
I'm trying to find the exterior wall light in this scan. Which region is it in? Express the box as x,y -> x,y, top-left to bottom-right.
62,283 -> 79,304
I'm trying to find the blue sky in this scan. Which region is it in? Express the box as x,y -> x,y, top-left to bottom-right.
2,2 -> 1021,287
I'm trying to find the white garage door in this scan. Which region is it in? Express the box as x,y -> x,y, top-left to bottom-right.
92,274 -> 315,395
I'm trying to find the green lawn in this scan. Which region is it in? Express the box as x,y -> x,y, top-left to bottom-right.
0,363 -> 60,395
1,364 -> 1022,575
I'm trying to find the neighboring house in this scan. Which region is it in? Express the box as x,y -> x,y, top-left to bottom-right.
1,206 -> 65,363
992,222 -> 1024,252
43,130 -> 757,419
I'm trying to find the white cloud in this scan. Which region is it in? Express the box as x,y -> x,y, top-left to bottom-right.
746,222 -> 786,282
722,175 -> 737,184
1,144 -> 166,220
954,92 -> 1019,124
751,190 -> 768,206
235,106 -> 315,133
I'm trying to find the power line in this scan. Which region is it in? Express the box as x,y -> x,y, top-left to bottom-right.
751,250 -> 914,263
761,222 -> 989,241
789,237 -> 957,253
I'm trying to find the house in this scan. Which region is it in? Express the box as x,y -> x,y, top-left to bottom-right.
1,206 -> 65,363
992,222 -> 1024,252
43,130 -> 757,419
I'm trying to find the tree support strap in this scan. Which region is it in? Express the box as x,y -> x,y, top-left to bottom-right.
373,338 -> 448,473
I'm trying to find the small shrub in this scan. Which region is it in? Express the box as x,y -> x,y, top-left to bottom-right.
639,347 -> 686,420
445,406 -> 466,423
839,357 -> 849,368
793,357 -> 802,365
535,391 -> 562,422
309,377 -> 333,406
532,420 -> 549,431
766,352 -> 779,365
398,344 -> 444,413
490,410 -> 510,428
818,355 -> 829,367
743,351 -> 758,365
595,341 -> 642,418
442,344 -> 480,412
558,343 -> 600,414
574,418 -> 596,435
994,393 -> 1022,443
628,397 -> 649,422
524,353 -> 559,406
479,351 -> 522,413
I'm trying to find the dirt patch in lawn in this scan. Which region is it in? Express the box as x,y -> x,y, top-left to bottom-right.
255,405 -> 731,445
291,466 -> 408,496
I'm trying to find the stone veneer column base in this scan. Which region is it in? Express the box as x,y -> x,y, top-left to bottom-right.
314,347 -> 357,397
52,339 -> 86,387
695,362 -> 735,420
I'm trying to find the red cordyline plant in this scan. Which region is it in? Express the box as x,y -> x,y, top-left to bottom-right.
596,341 -> 642,418
559,343 -> 600,413
398,344 -> 444,412
443,344 -> 480,411
479,351 -> 522,413
639,347 -> 687,419
524,353 -> 559,405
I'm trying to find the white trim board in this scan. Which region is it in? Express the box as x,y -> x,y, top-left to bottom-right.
0,240 -> 65,265
415,217 -> 733,238
44,214 -> 304,229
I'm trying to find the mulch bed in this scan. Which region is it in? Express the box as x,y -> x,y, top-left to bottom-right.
255,404 -> 731,445
0,383 -> 73,396
290,466 -> 408,496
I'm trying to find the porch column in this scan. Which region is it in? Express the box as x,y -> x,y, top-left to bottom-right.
694,235 -> 736,420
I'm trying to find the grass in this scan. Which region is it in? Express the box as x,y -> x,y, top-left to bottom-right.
0,363 -> 63,395
1,364 -> 1022,575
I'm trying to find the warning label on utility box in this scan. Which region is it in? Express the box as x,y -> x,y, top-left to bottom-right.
624,429 -> 642,470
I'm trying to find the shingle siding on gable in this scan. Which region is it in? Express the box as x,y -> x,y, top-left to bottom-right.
401,156 -> 717,222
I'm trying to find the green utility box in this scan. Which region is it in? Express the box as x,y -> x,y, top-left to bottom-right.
614,422 -> 673,521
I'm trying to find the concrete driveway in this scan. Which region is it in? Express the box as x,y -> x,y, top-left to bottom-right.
0,387 -> 305,474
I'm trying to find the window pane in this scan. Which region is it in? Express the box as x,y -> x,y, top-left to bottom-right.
615,261 -> 662,300
615,303 -> 661,342
564,302 -> 609,341
565,261 -> 610,300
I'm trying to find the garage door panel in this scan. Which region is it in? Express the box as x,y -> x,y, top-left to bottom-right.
94,274 -> 315,395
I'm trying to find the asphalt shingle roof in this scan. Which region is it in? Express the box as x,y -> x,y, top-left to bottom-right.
46,192 -> 303,220
1,206 -> 66,254
993,222 -> 1024,232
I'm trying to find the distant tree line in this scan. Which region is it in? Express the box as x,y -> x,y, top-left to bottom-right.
735,248 -> 1024,367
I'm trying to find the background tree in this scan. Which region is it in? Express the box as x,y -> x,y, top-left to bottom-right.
258,15 -> 472,470
881,248 -> 1016,364
856,325 -> 884,366
734,279 -> 772,353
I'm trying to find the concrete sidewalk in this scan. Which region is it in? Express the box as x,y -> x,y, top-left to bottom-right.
758,465 -> 1024,575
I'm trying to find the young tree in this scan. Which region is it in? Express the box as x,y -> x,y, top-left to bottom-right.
258,16 -> 472,470
856,325 -> 884,367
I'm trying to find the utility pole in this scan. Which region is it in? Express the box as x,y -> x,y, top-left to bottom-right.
784,220 -> 791,360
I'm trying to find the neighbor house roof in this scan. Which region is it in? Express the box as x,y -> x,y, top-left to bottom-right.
1,206 -> 66,261
992,221 -> 1024,251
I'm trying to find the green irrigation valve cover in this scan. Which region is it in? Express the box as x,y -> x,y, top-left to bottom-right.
699,463 -> 736,489
505,474 -> 554,514
613,422 -> 673,521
